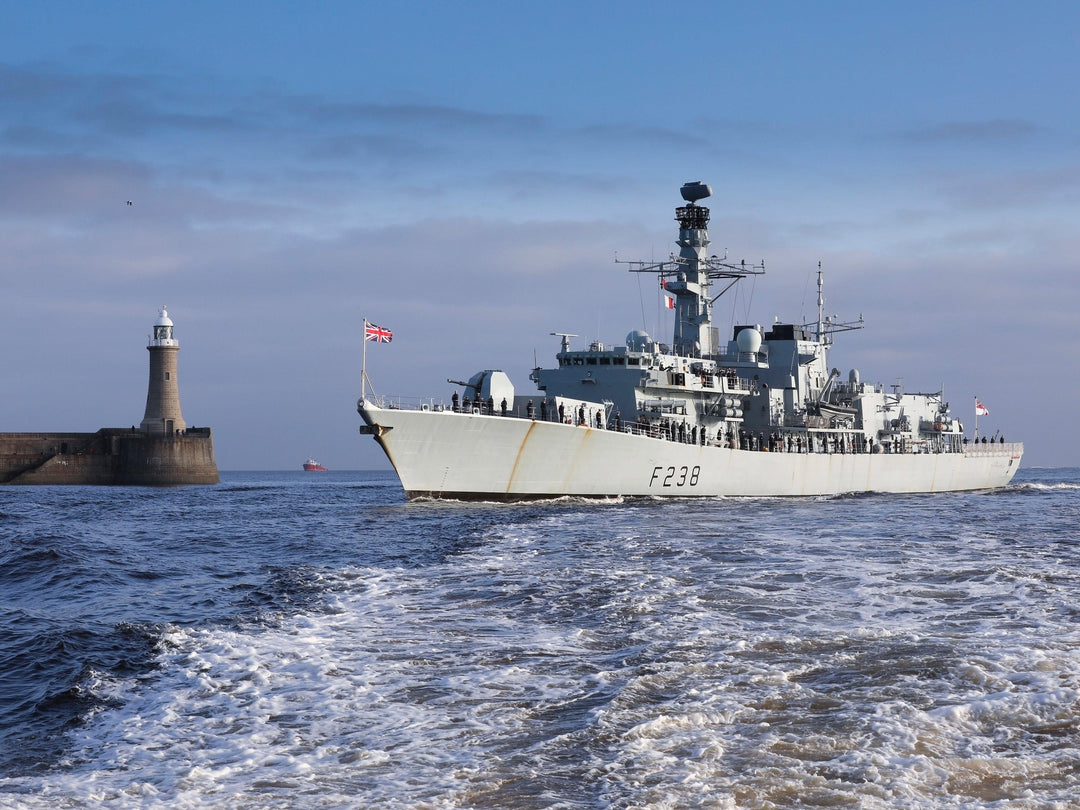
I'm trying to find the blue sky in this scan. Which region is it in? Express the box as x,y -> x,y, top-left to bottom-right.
2,1 -> 1077,469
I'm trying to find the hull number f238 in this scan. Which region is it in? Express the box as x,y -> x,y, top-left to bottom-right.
649,465 -> 701,488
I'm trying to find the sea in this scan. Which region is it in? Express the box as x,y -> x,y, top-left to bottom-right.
1,468 -> 1078,809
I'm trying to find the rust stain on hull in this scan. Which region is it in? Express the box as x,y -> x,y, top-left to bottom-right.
506,420 -> 539,493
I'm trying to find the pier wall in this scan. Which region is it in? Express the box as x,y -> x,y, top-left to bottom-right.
0,428 -> 219,486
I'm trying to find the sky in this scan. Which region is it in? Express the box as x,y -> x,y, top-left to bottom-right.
1,1 -> 1077,470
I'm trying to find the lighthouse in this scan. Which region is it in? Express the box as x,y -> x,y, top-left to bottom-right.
2,304 -> 218,485
140,305 -> 187,436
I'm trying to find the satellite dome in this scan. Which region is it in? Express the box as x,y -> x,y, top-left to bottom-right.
626,330 -> 651,352
736,326 -> 762,355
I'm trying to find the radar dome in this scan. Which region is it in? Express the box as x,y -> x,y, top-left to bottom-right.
626,330 -> 651,352
736,326 -> 762,355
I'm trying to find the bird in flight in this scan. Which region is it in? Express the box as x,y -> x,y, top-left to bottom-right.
126,200 -> 134,206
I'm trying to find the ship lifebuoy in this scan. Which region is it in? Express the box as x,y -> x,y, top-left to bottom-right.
934,421 -> 944,431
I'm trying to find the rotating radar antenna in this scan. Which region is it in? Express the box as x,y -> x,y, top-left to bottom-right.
680,181 -> 712,204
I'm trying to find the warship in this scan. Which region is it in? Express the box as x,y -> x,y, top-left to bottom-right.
358,182 -> 1021,500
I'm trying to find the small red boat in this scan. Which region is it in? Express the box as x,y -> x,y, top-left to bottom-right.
303,458 -> 328,472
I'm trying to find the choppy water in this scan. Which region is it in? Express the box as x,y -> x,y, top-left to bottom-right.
1,468 -> 1078,809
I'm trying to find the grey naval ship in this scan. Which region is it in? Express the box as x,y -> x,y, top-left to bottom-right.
358,181 -> 1022,500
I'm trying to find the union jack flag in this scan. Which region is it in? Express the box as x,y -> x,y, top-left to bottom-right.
365,323 -> 393,343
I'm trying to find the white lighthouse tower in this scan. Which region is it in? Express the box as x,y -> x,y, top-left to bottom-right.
140,305 -> 187,436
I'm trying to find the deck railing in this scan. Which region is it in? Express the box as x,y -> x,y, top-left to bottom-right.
963,441 -> 1023,457
366,397 -> 1023,457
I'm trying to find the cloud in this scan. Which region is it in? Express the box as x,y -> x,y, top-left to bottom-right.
0,154 -> 151,217
483,169 -> 634,200
72,98 -> 253,137
306,132 -> 442,162
903,118 -> 1040,144
290,98 -> 542,132
0,123 -> 79,150
932,166 -> 1080,211
571,122 -> 716,153
0,153 -> 298,231
0,61 -> 84,101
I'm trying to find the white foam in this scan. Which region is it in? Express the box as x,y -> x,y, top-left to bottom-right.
1013,481 -> 1080,492
5,493 -> 1080,808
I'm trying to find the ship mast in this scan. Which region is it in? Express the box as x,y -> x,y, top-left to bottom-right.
619,181 -> 764,358
816,262 -> 824,342
807,264 -> 864,346
670,183 -> 714,356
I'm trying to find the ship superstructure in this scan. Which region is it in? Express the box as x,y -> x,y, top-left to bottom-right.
358,182 -> 1021,499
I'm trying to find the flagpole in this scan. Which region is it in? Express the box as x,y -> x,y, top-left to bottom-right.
973,395 -> 978,440
361,317 -> 368,404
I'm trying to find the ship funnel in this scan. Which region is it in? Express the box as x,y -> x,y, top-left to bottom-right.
680,181 -> 713,203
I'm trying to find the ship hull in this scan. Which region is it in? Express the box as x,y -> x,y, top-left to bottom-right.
359,404 -> 1022,500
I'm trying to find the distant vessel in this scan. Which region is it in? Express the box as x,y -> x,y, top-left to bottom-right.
358,181 -> 1021,500
303,458 -> 328,472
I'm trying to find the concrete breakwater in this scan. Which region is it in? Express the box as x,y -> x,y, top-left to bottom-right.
2,306 -> 220,486
0,428 -> 219,485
